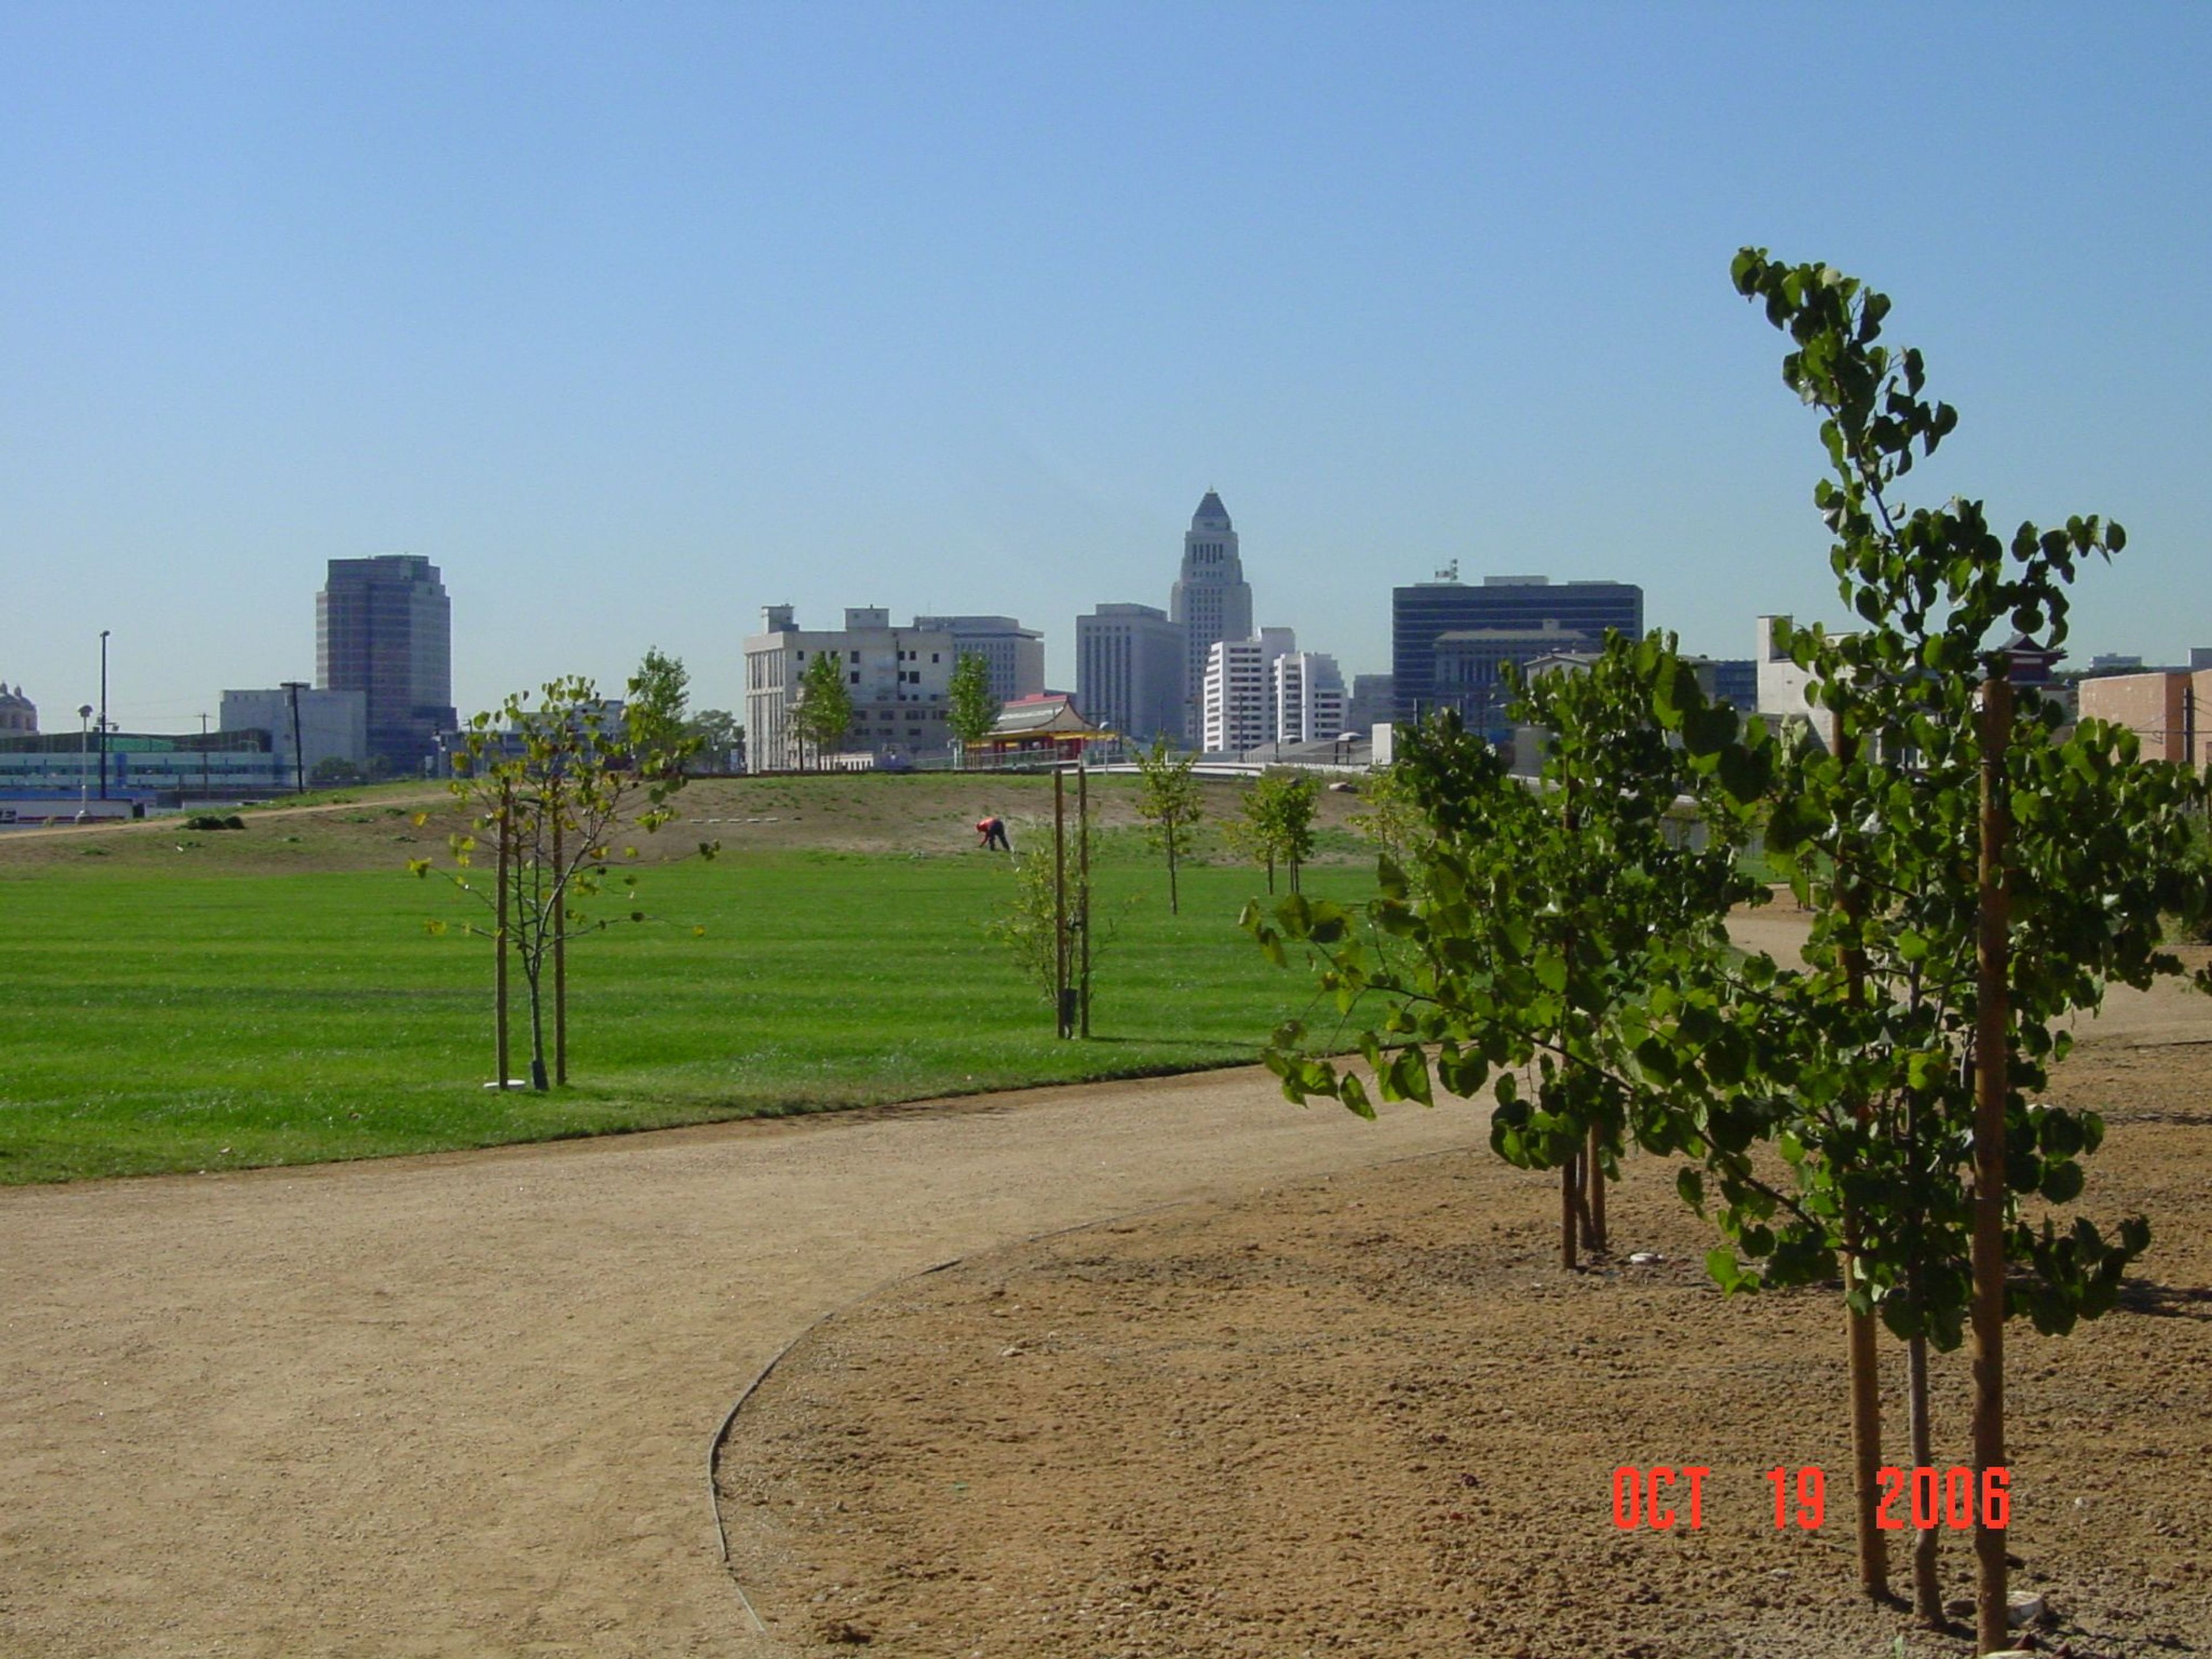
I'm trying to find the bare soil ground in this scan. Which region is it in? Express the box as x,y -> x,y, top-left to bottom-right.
0,1056 -> 1479,1658
718,955 -> 2212,1659
0,772 -> 1356,874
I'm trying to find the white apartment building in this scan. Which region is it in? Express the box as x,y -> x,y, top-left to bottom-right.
1202,628 -> 1296,755
744,606 -> 959,770
1076,603 -> 1185,744
1271,650 -> 1347,745
910,614 -> 1046,704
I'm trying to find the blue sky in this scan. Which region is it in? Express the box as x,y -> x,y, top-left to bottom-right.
5,3 -> 2208,728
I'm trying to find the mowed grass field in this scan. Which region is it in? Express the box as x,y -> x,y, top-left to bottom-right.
0,774 -> 1372,1183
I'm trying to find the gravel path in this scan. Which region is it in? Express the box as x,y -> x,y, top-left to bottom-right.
1,1067 -> 1480,1658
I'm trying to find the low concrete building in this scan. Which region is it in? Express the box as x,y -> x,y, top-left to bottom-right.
221,687 -> 369,779
1755,614 -> 1842,751
911,615 -> 1045,705
0,729 -> 286,799
744,606 -> 958,771
2078,669 -> 2212,767
1433,621 -> 1594,741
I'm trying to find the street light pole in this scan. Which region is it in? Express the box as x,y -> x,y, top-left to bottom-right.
77,704 -> 93,812
97,630 -> 110,800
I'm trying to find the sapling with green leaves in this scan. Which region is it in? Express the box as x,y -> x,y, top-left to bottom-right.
1133,736 -> 1205,914
791,650 -> 854,768
948,652 -> 1002,762
1228,770 -> 1321,895
1247,634 -> 1764,1268
411,675 -> 716,1092
1677,250 -> 2212,1642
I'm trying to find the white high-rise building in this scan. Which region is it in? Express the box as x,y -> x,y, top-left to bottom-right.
1076,603 -> 1185,744
1169,490 -> 1253,743
1202,630 -> 1296,755
1271,651 -> 1347,745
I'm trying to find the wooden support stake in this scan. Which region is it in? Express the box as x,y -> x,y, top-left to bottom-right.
1078,759 -> 1092,1039
1971,675 -> 2013,1656
1054,767 -> 1071,1039
495,783 -> 512,1092
552,790 -> 567,1086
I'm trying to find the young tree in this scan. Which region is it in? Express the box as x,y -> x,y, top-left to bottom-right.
1229,770 -> 1321,893
948,652 -> 1001,762
1709,249 -> 2210,1641
411,676 -> 715,1090
1134,736 -> 1205,914
1251,255 -> 2210,1643
684,709 -> 743,773
1248,636 -> 1762,1265
791,650 -> 854,769
626,647 -> 692,777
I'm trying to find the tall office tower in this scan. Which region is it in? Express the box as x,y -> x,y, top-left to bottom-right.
1076,603 -> 1186,744
1169,490 -> 1253,742
1391,572 -> 1641,721
910,615 -> 1046,704
316,555 -> 456,768
1271,650 -> 1346,745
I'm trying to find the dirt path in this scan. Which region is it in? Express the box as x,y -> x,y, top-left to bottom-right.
0,1067 -> 1482,1658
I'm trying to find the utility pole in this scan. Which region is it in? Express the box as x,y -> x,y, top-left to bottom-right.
281,681 -> 308,795
97,630 -> 110,800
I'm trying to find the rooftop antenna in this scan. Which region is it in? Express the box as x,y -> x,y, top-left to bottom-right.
1435,559 -> 1460,582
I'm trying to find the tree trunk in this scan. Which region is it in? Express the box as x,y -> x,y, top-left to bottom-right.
1584,1122 -> 1607,1254
527,961 -> 550,1092
1971,676 -> 2013,1656
1908,1333 -> 1944,1624
1843,1225 -> 1890,1601
1166,823 -> 1180,915
1559,1154 -> 1580,1271
1834,725 -> 1891,1602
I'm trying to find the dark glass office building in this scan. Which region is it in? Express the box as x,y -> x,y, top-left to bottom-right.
1391,575 -> 1643,719
316,554 -> 456,768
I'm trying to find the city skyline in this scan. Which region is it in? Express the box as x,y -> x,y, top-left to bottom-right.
6,8 -> 2211,725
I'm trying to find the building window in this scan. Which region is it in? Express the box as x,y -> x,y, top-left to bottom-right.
849,671 -> 859,684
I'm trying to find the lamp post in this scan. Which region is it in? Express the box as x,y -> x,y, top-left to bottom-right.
77,704 -> 93,812
97,630 -> 110,800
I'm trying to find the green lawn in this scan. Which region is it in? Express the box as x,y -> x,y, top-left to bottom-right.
0,843 -> 1361,1183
